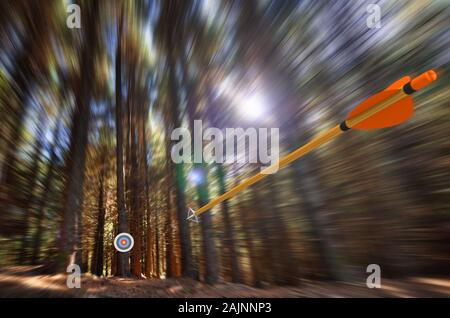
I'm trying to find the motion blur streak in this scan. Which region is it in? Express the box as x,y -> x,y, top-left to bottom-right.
0,0 -> 449,297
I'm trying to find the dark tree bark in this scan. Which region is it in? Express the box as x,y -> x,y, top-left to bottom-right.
195,165 -> 219,284
91,152 -> 106,276
236,178 -> 261,288
115,5 -> 131,277
259,175 -> 299,285
251,184 -> 275,284
154,189 -> 161,278
129,99 -> 143,277
181,78 -> 219,283
216,165 -> 241,283
165,165 -> 175,278
143,112 -> 154,279
288,133 -> 340,280
181,87 -> 219,283
145,189 -> 154,278
58,1 -> 99,271
167,52 -> 194,278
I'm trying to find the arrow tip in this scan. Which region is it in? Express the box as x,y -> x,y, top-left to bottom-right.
187,208 -> 200,223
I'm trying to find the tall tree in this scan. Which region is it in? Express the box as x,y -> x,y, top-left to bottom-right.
115,3 -> 131,277
91,145 -> 107,276
216,164 -> 241,283
59,0 -> 100,271
156,0 -> 196,278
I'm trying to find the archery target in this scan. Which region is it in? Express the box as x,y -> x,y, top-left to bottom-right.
114,233 -> 134,253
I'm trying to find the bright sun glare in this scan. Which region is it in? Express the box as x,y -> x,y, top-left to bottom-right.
239,93 -> 266,121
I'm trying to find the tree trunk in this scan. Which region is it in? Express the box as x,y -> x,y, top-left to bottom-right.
260,175 -> 299,285
58,2 -> 99,271
115,5 -> 131,277
251,184 -> 275,284
216,164 -> 241,283
181,70 -> 220,283
288,133 -> 340,280
195,165 -> 219,284
143,121 -> 153,279
230,172 -> 260,287
165,175 -> 175,278
167,52 -> 194,278
91,154 -> 106,276
154,188 -> 161,278
129,102 -> 143,277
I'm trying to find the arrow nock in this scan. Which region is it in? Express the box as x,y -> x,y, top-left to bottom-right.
187,207 -> 200,223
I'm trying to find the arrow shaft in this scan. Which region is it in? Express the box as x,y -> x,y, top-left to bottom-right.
196,124 -> 343,215
195,89 -> 409,216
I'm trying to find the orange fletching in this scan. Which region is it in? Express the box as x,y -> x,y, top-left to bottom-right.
347,76 -> 414,130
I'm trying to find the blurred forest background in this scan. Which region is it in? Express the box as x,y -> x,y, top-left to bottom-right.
0,0 -> 449,297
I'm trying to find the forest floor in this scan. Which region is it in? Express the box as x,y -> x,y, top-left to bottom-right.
0,266 -> 449,298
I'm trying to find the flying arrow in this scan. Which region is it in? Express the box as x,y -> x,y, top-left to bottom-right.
187,70 -> 438,221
